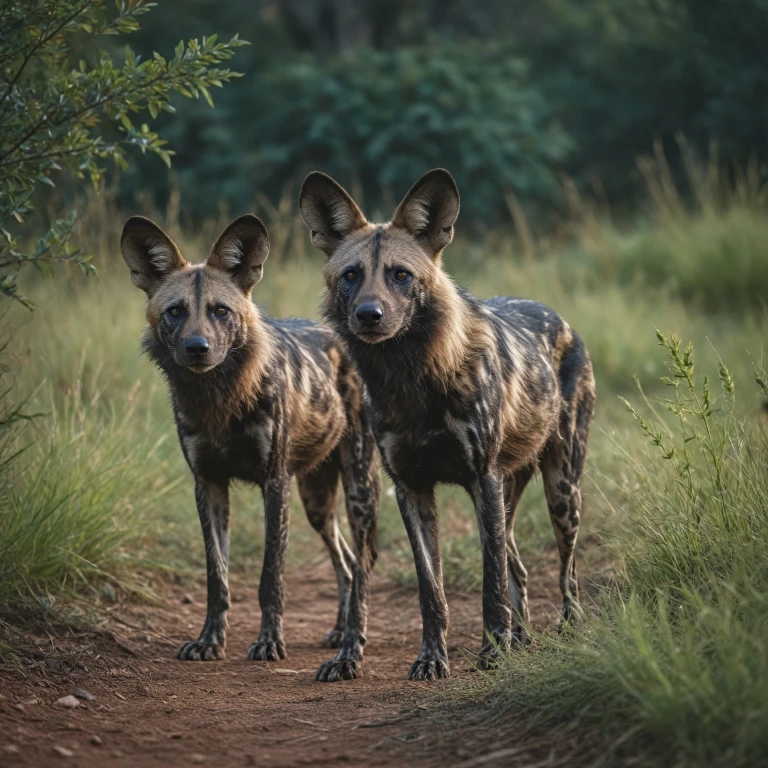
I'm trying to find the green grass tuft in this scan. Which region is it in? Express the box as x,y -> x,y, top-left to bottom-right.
0,378 -> 181,610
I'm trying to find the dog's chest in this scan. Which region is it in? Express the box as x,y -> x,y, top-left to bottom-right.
180,414 -> 275,484
376,411 -> 478,492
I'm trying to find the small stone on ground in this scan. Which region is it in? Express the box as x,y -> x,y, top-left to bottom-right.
101,582 -> 117,603
54,695 -> 80,709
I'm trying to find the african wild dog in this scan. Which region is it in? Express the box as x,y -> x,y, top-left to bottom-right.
121,214 -> 380,682
299,169 -> 596,680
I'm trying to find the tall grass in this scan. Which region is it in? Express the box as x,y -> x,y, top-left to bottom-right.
0,372 -> 181,611
476,338 -> 768,767
563,140 -> 768,313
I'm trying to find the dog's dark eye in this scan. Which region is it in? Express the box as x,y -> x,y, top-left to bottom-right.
167,306 -> 183,318
213,305 -> 229,318
394,269 -> 411,282
344,270 -> 358,283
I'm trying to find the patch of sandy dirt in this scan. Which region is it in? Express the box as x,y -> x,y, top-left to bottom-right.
0,554 -> 595,767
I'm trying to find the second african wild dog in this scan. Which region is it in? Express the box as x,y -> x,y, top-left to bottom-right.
300,169 -> 596,680
121,214 -> 380,682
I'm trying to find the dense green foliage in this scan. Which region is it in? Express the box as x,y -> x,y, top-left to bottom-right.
529,0 -> 768,198
120,0 -> 768,223
250,45 -> 570,224
0,0 -> 245,306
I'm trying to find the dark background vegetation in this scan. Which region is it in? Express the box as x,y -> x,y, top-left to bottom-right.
117,0 -> 768,224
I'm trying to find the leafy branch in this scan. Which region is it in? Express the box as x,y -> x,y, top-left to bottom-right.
0,0 -> 248,308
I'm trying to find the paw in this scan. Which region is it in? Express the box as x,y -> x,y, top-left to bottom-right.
322,629 -> 343,649
176,640 -> 225,661
407,657 -> 450,681
315,658 -> 361,683
476,631 -> 513,670
246,638 -> 286,661
560,599 -> 585,626
476,645 -> 502,670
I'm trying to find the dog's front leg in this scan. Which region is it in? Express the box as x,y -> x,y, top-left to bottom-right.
398,485 -> 450,681
474,472 -> 513,667
177,478 -> 231,661
247,472 -> 291,661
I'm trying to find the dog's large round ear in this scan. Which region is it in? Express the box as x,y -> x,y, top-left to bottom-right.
392,169 -> 460,258
208,214 -> 270,294
121,216 -> 187,296
299,172 -> 367,256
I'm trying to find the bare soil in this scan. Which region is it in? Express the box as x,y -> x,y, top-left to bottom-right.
0,553 -> 595,767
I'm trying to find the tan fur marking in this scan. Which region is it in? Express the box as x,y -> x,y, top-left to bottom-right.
551,323 -> 574,373
147,236 -> 177,271
424,271 -> 491,391
218,237 -> 243,270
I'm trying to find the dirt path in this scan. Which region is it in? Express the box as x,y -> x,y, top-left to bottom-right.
0,557 -> 585,767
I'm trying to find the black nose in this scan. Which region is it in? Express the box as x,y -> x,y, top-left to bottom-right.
184,336 -> 209,356
356,303 -> 383,327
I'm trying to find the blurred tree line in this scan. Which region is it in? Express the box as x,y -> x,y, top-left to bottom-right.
120,0 -> 768,225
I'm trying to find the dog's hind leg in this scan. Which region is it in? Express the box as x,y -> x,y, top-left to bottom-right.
503,465 -> 535,644
473,472 -> 514,668
541,364 -> 596,624
315,403 -> 380,682
247,473 -> 292,661
297,451 -> 356,648
177,476 -> 230,661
